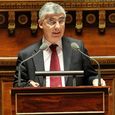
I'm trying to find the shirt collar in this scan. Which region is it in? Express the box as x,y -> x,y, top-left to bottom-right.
42,37 -> 62,50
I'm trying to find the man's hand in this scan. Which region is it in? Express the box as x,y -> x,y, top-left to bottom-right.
29,80 -> 40,87
92,78 -> 106,86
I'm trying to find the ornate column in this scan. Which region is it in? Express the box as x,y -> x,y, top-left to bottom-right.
99,10 -> 106,34
75,10 -> 83,35
30,11 -> 38,35
8,11 -> 15,35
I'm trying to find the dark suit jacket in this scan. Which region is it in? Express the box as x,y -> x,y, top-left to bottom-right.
13,37 -> 97,87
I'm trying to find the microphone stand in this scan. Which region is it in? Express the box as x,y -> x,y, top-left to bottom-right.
78,49 -> 101,86
71,42 -> 101,86
18,43 -> 48,87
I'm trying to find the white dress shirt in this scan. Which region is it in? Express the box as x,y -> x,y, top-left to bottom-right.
42,38 -> 65,87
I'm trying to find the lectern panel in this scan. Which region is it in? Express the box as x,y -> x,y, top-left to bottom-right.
16,92 -> 104,113
11,86 -> 109,115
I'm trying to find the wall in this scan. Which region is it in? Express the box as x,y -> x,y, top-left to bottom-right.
0,0 -> 115,115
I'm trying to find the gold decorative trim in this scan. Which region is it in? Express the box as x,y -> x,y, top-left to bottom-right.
0,56 -> 115,66
18,14 -> 28,25
99,10 -> 106,33
86,13 -> 96,24
0,57 -> 17,66
0,1 -> 115,11
0,14 -> 5,24
8,11 -> 15,34
30,11 -> 38,34
0,1 -> 115,35
66,14 -> 73,24
75,10 -> 83,29
108,13 -> 115,23
16,111 -> 105,115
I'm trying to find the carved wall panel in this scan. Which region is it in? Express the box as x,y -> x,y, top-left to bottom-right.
0,0 -> 115,35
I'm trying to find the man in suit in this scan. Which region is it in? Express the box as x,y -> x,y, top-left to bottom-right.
13,2 -> 106,87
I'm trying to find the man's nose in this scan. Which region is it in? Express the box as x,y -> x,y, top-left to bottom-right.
55,21 -> 60,28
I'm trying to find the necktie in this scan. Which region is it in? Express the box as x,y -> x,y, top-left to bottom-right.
50,44 -> 62,87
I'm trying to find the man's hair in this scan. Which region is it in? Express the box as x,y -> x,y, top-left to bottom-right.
39,2 -> 66,21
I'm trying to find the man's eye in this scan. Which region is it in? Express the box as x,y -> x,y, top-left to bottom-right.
59,19 -> 65,24
48,20 -> 56,25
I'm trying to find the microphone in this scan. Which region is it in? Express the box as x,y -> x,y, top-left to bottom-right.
18,43 -> 48,87
71,42 -> 101,86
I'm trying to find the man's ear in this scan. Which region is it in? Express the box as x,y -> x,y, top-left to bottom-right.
38,20 -> 43,29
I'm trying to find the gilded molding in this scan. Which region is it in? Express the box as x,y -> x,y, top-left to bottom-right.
0,57 -> 17,66
0,1 -> 115,11
99,10 -> 106,27
63,1 -> 115,10
86,13 -> 96,24
108,13 -> 115,23
30,11 -> 38,35
8,11 -> 15,35
0,0 -> 115,35
66,14 -> 73,24
0,56 -> 115,66
0,71 -> 15,77
75,10 -> 83,34
0,14 -> 5,24
0,1 -> 41,11
18,14 -> 28,25
91,56 -> 115,65
99,10 -> 106,33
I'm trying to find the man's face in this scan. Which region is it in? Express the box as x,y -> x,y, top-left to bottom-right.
39,14 -> 65,43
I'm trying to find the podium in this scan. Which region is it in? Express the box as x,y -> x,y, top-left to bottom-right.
11,86 -> 109,115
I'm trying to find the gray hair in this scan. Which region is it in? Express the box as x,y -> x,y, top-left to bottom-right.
39,2 -> 66,20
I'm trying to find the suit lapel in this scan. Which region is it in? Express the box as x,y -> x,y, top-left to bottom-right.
33,41 -> 45,86
62,37 -> 72,85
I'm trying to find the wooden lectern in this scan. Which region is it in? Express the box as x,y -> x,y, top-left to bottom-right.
11,86 -> 109,115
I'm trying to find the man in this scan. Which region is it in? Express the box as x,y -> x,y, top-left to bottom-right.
13,2 -> 106,87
